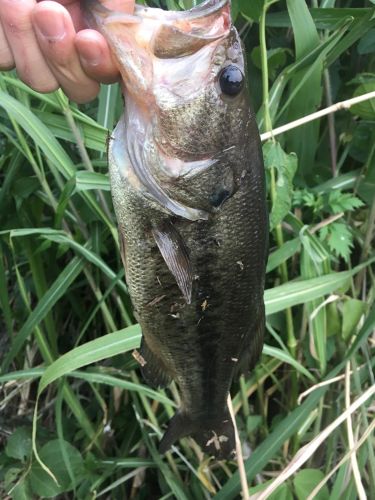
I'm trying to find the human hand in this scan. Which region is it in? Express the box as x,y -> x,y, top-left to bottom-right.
0,0 -> 133,103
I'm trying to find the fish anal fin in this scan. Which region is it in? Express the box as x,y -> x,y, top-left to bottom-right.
152,221 -> 193,304
159,409 -> 236,460
138,337 -> 172,390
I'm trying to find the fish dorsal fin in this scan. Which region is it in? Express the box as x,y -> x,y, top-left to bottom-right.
152,221 -> 193,304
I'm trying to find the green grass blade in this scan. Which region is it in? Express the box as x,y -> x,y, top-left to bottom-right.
262,344 -> 316,382
0,91 -> 75,178
69,370 -> 176,407
264,258 -> 374,315
97,83 -> 120,132
75,171 -> 110,192
1,257 -> 84,370
266,238 -> 301,273
37,325 -> 141,395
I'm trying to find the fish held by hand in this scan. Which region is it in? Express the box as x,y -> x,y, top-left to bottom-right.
82,0 -> 268,460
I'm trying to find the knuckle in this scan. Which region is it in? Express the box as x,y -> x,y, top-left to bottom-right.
0,59 -> 15,70
1,11 -> 31,37
20,73 -> 58,94
65,84 -> 100,103
16,60 -> 58,93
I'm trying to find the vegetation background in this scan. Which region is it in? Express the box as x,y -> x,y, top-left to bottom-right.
0,0 -> 374,498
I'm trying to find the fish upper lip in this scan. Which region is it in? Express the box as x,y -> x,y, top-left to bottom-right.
134,0 -> 230,21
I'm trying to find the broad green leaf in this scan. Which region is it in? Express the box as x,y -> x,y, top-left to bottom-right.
5,428 -> 32,461
10,479 -> 32,500
293,468 -> 329,500
350,81 -> 375,119
263,141 -> 297,229
29,440 -> 84,498
249,480 -> 293,500
342,299 -> 367,340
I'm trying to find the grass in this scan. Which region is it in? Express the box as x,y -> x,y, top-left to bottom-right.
0,0 -> 374,498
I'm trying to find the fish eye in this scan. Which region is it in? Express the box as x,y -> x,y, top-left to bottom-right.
219,65 -> 244,96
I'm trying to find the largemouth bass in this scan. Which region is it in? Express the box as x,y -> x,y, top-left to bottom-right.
82,0 -> 268,459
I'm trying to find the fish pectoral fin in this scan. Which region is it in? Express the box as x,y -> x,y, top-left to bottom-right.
138,337 -> 172,389
152,221 -> 193,304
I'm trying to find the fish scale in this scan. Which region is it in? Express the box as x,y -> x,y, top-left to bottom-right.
82,0 -> 268,459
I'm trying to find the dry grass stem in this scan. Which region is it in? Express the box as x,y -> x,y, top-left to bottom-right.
345,361 -> 367,500
227,394 -> 250,500
260,91 -> 375,142
297,366 -> 363,404
310,294 -> 340,321
310,213 -> 345,234
307,419 -> 375,500
252,384 -> 375,499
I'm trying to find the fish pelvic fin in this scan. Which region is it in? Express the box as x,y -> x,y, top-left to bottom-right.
159,410 -> 236,460
137,337 -> 172,390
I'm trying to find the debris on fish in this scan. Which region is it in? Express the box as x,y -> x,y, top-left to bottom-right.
82,0 -> 268,460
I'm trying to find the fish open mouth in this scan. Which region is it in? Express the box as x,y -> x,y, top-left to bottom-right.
83,0 -> 231,60
84,0 -> 230,29
134,0 -> 230,21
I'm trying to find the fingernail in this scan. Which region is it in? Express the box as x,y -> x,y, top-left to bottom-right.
35,14 -> 65,41
78,44 -> 102,66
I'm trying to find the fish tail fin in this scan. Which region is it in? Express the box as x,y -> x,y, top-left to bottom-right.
159,409 -> 236,460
